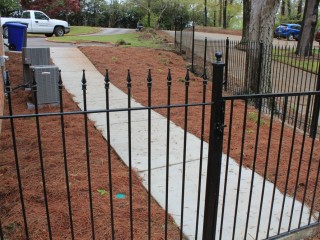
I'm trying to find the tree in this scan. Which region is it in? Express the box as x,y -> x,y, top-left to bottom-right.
21,0 -> 80,18
241,0 -> 251,42
0,0 -> 20,16
296,0 -> 320,56
297,0 -> 303,19
242,0 -> 281,94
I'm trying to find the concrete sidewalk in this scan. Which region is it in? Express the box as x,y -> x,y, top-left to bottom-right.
50,47 -> 316,239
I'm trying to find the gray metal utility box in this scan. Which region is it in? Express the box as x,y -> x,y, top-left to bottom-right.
22,47 -> 51,86
30,65 -> 59,105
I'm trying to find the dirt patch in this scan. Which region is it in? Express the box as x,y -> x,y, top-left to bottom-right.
0,52 -> 181,239
79,46 -> 320,216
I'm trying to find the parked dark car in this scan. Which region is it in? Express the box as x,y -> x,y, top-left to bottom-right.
274,23 -> 301,41
315,28 -> 320,42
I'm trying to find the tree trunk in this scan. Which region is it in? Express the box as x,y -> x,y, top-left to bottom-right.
223,0 -> 227,28
219,0 -> 223,27
295,0 -> 319,56
287,0 -> 291,18
297,0 -> 303,20
147,0 -> 151,27
204,0 -> 207,26
281,0 -> 286,16
241,0 -> 251,42
247,0 -> 281,94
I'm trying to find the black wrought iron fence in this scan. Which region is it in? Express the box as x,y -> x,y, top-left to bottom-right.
174,23 -> 320,138
0,55 -> 319,240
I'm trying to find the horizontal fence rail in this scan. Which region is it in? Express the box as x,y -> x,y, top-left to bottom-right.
1,59 -> 319,240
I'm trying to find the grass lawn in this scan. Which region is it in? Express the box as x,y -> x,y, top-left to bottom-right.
67,26 -> 101,36
50,32 -> 163,48
272,48 -> 320,74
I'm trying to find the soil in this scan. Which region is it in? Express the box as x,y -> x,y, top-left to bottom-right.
0,35 -> 319,239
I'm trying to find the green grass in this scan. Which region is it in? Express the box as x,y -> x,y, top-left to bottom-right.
68,26 -> 101,36
50,33 -> 162,48
272,48 -> 320,74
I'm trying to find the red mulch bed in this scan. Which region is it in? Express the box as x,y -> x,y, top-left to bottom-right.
0,52 -> 181,239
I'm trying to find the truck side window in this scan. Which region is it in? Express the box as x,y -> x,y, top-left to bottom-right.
35,12 -> 49,20
21,12 -> 31,19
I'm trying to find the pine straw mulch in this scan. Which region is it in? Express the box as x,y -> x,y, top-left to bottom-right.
79,46 -> 320,217
0,52 -> 181,239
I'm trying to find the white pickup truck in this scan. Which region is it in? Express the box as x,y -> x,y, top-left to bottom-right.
1,10 -> 70,38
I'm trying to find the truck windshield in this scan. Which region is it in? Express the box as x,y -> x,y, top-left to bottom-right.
21,12 -> 30,19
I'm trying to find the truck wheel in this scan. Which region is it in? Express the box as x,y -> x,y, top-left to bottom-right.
54,27 -> 64,37
3,26 -> 8,39
45,33 -> 53,37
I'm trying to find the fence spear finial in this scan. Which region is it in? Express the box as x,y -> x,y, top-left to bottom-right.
4,71 -> 10,93
127,70 -> 132,88
104,69 -> 110,89
185,69 -> 190,86
147,69 -> 152,87
58,69 -> 62,85
167,68 -> 172,81
82,69 -> 87,90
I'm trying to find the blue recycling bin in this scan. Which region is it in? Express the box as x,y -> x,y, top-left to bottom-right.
7,23 -> 27,51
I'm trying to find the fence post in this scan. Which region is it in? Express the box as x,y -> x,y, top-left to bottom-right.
257,41 -> 264,94
203,38 -> 207,73
174,17 -> 177,45
310,68 -> 320,138
224,37 -> 229,91
191,24 -> 195,73
202,52 -> 225,240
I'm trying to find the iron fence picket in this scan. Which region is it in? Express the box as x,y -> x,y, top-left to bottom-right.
195,69 -> 208,240
81,70 -> 96,240
4,72 -> 29,240
147,69 -> 152,240
32,70 -> 53,240
164,69 -> 172,240
288,95 -> 312,232
58,71 -> 75,240
104,69 -> 115,239
126,70 -> 134,240
232,98 -> 248,240
219,99 -> 234,240
180,69 -> 190,240
277,95 -> 301,234
244,98 -> 263,239
267,96 -> 288,238
299,119 -> 317,228
255,97 -> 276,239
